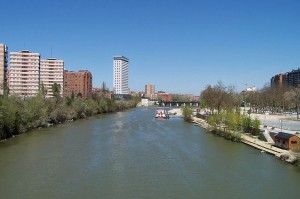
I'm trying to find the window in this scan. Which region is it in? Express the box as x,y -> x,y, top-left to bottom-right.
291,141 -> 297,144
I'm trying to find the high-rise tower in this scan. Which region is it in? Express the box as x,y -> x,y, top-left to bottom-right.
113,56 -> 129,94
9,50 -> 40,97
145,84 -> 155,99
40,58 -> 64,97
0,44 -> 8,96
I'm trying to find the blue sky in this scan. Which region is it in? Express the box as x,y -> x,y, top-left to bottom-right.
1,0 -> 300,95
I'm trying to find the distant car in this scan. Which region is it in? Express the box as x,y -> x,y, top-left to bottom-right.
265,111 -> 270,115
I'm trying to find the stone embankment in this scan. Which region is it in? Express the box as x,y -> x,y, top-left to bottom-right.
191,115 -> 296,163
169,107 -> 297,164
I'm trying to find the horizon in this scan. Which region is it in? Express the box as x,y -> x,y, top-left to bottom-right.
1,0 -> 299,95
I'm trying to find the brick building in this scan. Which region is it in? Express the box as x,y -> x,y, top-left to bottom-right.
145,84 -> 155,99
271,69 -> 300,87
64,70 -> 92,98
157,92 -> 172,102
274,132 -> 300,150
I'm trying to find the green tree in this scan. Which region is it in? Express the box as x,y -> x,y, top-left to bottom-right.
38,82 -> 47,98
251,118 -> 261,136
0,96 -> 18,139
52,83 -> 61,98
224,109 -> 240,131
291,143 -> 300,166
77,92 -> 83,98
182,106 -> 193,122
0,94 -> 138,141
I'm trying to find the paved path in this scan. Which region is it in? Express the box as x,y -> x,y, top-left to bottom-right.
241,134 -> 288,157
192,117 -> 289,157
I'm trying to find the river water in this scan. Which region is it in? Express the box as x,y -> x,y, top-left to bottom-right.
0,107 -> 299,199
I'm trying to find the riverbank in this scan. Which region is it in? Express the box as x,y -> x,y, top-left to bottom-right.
167,108 -> 298,164
168,108 -> 183,116
0,96 -> 139,141
191,116 -> 298,163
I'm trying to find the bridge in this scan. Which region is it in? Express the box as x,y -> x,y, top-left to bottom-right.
158,101 -> 200,107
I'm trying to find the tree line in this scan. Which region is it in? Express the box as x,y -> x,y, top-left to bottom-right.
0,83 -> 139,141
200,81 -> 300,117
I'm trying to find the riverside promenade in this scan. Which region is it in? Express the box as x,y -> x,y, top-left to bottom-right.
192,116 -> 290,158
169,108 -> 291,159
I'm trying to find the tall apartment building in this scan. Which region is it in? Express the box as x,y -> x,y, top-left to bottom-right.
271,69 -> 300,87
40,58 -> 64,97
145,84 -> 155,99
64,70 -> 92,98
286,69 -> 300,87
9,50 -> 40,97
0,44 -> 8,96
113,56 -> 129,94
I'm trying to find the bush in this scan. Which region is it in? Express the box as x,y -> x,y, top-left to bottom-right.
182,106 -> 193,122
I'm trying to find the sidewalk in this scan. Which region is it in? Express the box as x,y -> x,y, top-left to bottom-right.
241,134 -> 288,157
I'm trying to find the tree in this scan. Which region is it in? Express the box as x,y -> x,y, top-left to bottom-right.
102,81 -> 109,92
38,82 -> 47,98
284,86 -> 300,119
52,83 -> 61,98
200,81 -> 234,114
71,91 -> 75,100
77,92 -> 83,98
291,143 -> 300,166
182,106 -> 193,122
200,84 -> 217,112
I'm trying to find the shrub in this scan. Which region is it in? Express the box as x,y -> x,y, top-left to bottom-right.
182,106 -> 193,122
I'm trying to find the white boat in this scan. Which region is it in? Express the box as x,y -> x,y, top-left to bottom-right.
155,109 -> 169,119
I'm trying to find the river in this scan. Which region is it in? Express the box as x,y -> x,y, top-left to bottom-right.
0,107 -> 299,199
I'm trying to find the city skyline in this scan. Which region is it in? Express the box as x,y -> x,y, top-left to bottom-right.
1,0 -> 300,95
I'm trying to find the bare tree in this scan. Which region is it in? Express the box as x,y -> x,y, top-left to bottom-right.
284,87 -> 300,119
200,81 -> 237,114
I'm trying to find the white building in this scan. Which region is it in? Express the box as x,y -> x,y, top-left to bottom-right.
9,50 -> 40,97
0,44 -> 8,96
113,56 -> 129,94
40,58 -> 64,97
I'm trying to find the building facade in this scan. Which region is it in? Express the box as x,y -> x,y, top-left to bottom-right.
274,132 -> 300,150
0,44 -> 8,96
9,50 -> 40,97
271,69 -> 300,87
145,84 -> 155,99
157,92 -> 172,102
113,56 -> 129,94
40,58 -> 64,97
64,70 -> 92,98
286,69 -> 300,87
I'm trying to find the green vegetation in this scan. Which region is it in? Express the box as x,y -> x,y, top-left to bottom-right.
292,144 -> 300,166
182,106 -> 193,122
206,108 -> 260,142
0,95 -> 139,141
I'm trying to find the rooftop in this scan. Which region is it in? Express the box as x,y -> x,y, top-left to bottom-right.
275,132 -> 298,139
113,56 -> 129,62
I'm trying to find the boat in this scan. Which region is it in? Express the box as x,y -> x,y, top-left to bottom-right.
155,109 -> 169,119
